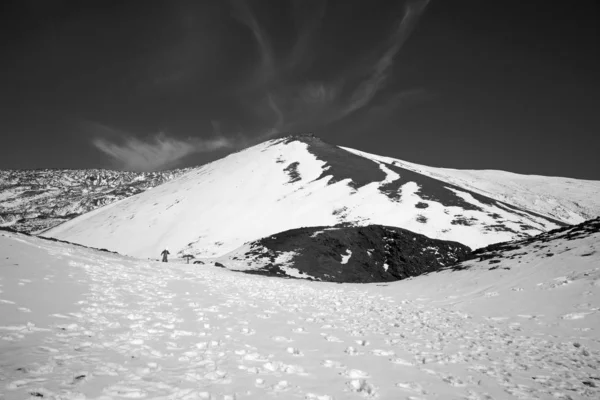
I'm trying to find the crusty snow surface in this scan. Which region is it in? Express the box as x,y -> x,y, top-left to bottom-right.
1,227 -> 599,399
43,138 -> 600,259
0,169 -> 189,234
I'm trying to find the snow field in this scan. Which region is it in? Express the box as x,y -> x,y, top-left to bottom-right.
1,228 -> 599,399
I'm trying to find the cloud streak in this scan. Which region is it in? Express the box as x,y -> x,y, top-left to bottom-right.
342,0 -> 431,117
231,0 -> 431,138
287,0 -> 328,71
92,131 -> 232,171
230,0 -> 275,81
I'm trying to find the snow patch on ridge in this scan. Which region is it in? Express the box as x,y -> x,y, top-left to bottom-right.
340,249 -> 352,265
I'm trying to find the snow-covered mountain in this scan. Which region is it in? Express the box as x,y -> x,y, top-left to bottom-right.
1,217 -> 598,399
0,168 -> 190,234
43,135 -> 600,259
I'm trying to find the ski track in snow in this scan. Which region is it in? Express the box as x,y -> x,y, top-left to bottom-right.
1,233 -> 599,399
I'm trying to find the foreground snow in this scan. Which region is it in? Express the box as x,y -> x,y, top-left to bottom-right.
1,230 -> 599,399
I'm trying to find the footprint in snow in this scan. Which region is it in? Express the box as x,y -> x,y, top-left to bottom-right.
65,372 -> 90,386
371,349 -> 395,356
271,336 -> 293,342
269,380 -> 291,392
561,312 -> 592,320
346,379 -> 377,397
390,357 -> 414,366
263,361 -> 304,375
305,393 -> 334,400
103,385 -> 147,398
440,373 -> 467,387
286,347 -> 303,356
322,334 -> 343,342
464,390 -> 495,400
255,378 -> 266,387
396,381 -> 428,395
341,369 -> 370,378
204,370 -> 231,383
321,360 -> 345,369
6,378 -> 47,390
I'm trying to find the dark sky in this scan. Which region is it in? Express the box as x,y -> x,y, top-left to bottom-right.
1,0 -> 599,179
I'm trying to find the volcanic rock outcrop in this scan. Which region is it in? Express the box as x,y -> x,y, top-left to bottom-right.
214,224 -> 471,283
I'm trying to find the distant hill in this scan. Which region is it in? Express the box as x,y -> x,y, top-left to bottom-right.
0,168 -> 189,234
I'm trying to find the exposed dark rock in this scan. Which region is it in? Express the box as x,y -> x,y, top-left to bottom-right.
284,162 -> 301,183
235,224 -> 471,283
283,134 -> 386,189
451,216 -> 477,226
458,217 -> 600,269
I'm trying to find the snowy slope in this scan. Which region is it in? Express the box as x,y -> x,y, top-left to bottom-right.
44,135 -> 598,259
343,147 -> 600,225
1,220 -> 599,399
0,169 -> 189,234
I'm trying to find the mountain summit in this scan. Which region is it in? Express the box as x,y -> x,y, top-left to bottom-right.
43,136 -> 600,258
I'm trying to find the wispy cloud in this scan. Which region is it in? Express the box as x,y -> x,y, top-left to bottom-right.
230,0 -> 275,81
341,0 -> 431,117
89,123 -> 233,171
229,0 -> 430,138
265,93 -> 286,135
287,0 -> 328,71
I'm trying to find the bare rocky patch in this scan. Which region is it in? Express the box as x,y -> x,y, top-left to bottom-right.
231,225 -> 471,283
284,162 -> 301,184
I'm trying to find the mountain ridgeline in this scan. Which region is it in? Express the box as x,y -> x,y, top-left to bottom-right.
42,135 -> 600,260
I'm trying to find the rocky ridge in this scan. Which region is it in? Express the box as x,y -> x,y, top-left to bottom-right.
0,168 -> 191,234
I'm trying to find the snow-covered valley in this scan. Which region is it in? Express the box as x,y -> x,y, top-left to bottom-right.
1,219 -> 599,399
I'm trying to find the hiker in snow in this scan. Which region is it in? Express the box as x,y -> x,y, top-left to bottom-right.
161,248 -> 170,263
